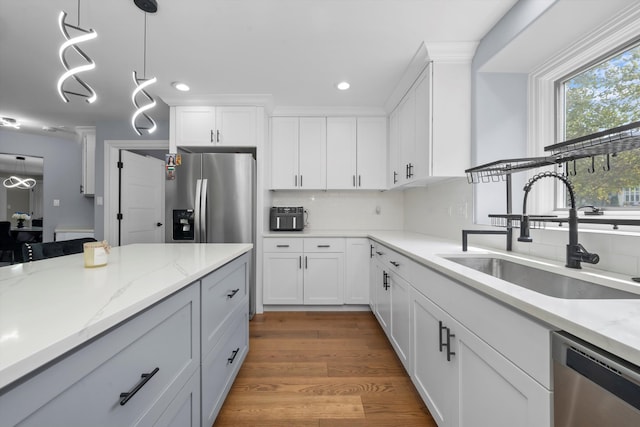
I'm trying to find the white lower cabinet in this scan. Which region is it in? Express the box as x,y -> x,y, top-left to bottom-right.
344,238 -> 370,304
370,240 -> 553,427
388,270 -> 411,371
0,252 -> 251,427
263,238 -> 345,305
1,284 -> 201,427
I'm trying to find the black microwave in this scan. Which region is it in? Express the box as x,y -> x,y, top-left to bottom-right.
270,207 -> 304,231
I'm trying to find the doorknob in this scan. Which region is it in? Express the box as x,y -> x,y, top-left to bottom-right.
156,222 -> 163,227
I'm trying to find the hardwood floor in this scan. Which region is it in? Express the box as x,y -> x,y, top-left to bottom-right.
214,311 -> 437,427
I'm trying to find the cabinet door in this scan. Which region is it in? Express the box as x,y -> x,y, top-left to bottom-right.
298,117 -> 327,189
326,117 -> 357,189
81,129 -> 96,196
303,252 -> 344,305
397,91 -> 415,185
411,287 -> 455,427
413,65 -> 432,181
345,238 -> 370,304
175,106 -> 216,146
263,252 -> 303,304
356,117 -> 387,190
271,117 -> 300,189
369,242 -> 379,312
154,369 -> 200,427
216,106 -> 257,146
388,108 -> 401,187
456,324 -> 552,427
389,271 -> 411,370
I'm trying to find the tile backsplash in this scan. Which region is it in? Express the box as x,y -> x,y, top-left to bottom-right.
403,177 -> 640,278
270,190 -> 404,231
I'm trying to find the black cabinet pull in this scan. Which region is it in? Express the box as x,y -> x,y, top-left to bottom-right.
305,256 -> 308,269
119,367 -> 159,406
446,329 -> 456,362
276,244 -> 290,248
216,130 -> 220,143
227,288 -> 240,299
353,175 -> 356,187
393,171 -> 398,184
358,175 -> 361,187
406,164 -> 410,179
408,163 -> 414,178
317,244 -> 330,248
376,251 -> 383,256
228,348 -> 240,364
390,261 -> 400,267
383,271 -> 390,290
210,130 -> 214,143
299,255 -> 302,269
438,321 -> 456,362
370,245 -> 374,258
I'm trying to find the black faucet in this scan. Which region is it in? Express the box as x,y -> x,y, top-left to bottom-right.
517,171 -> 599,269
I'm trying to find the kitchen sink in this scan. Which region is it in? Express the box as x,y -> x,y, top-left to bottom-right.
444,256 -> 640,299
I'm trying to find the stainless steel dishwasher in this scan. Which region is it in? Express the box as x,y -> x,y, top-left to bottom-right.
552,331 -> 640,426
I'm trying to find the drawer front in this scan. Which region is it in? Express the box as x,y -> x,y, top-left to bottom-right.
303,237 -> 345,252
263,238 -> 303,252
201,306 -> 249,427
378,244 -> 410,279
3,285 -> 200,427
201,253 -> 249,356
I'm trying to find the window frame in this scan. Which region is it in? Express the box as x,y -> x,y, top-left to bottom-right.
528,3 -> 640,221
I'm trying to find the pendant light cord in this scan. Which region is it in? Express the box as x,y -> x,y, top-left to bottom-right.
77,0 -> 80,26
143,13 -> 147,79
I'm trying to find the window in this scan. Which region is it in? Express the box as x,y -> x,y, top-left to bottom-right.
557,42 -> 640,210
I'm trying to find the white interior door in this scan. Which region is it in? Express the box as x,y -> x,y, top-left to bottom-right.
120,151 -> 165,246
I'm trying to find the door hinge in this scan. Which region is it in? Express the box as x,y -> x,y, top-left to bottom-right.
117,161 -> 124,169
117,213 -> 123,220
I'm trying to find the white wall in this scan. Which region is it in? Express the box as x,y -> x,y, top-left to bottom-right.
271,190 -> 404,231
0,129 -> 93,242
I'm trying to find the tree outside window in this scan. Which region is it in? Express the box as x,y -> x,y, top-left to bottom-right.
562,43 -> 640,209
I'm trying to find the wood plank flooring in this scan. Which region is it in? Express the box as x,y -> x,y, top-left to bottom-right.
213,311 -> 437,427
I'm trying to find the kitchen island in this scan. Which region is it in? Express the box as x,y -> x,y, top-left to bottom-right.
0,243 -> 252,426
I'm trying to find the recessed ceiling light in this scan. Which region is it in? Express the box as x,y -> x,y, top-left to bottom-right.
172,82 -> 190,92
336,81 -> 350,91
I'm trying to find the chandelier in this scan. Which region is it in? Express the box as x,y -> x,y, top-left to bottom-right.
3,156 -> 36,190
57,0 -> 98,104
131,1 -> 158,135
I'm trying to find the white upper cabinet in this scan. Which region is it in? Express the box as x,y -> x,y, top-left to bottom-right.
326,117 -> 357,189
326,117 -> 387,190
389,58 -> 470,187
270,117 -> 326,190
172,106 -> 257,148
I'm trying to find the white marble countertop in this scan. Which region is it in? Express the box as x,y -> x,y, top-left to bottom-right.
0,243 -> 252,391
367,231 -> 640,367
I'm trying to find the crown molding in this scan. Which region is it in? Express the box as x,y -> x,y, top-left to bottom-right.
271,106 -> 386,117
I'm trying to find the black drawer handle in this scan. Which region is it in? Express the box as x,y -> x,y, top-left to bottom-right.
276,244 -> 290,248
376,251 -> 383,256
119,367 -> 159,406
227,288 -> 240,299
228,348 -> 240,364
317,244 -> 330,248
390,261 -> 400,267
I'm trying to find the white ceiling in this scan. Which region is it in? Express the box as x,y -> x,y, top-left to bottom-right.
0,0 -> 518,135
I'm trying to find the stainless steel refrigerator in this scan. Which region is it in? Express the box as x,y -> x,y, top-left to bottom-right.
165,151 -> 256,317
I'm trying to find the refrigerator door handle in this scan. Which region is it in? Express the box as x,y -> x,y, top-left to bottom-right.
194,179 -> 202,242
200,178 -> 208,242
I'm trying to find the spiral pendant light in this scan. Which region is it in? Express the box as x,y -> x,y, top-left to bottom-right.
57,1 -> 98,104
131,3 -> 158,136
